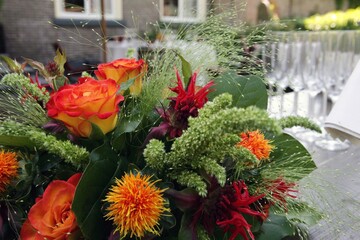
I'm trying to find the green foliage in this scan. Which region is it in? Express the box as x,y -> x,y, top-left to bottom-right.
174,50 -> 193,86
72,142 -> 128,240
255,211 -> 298,240
279,116 -> 322,133
260,133 -> 316,183
208,71 -> 268,109
144,93 -> 282,196
1,74 -> 50,106
0,120 -> 89,166
0,55 -> 24,73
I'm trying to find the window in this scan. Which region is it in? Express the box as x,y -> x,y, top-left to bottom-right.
54,0 -> 122,20
160,0 -> 207,23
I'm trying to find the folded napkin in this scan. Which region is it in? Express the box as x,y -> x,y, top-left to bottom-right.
325,60 -> 360,144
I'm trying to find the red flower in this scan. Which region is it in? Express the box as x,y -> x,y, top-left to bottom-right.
147,70 -> 214,140
266,177 -> 297,210
216,181 -> 265,240
186,179 -> 265,240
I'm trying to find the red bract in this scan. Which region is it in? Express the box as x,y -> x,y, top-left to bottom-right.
216,181 -> 265,240
169,70 -> 213,115
266,177 -> 298,210
187,179 -> 265,240
148,70 -> 214,140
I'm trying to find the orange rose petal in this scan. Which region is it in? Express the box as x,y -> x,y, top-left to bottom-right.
130,77 -> 142,96
86,114 -> 118,135
29,182 -> 75,231
46,76 -> 122,138
77,120 -> 92,137
67,173 -> 82,187
102,67 -> 122,84
20,219 -> 43,240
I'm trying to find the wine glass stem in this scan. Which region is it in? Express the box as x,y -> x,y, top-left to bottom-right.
292,91 -> 299,115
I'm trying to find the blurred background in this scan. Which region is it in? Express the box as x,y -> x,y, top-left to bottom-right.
0,0 -> 359,63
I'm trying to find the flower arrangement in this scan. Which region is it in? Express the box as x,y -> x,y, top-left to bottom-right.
0,18 -> 323,239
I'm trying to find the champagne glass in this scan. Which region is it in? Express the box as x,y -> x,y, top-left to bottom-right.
315,31 -> 350,151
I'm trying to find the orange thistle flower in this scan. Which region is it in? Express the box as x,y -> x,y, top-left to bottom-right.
0,150 -> 19,193
104,172 -> 168,238
237,130 -> 273,161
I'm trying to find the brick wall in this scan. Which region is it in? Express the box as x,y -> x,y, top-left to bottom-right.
0,0 -> 339,63
0,0 -> 160,63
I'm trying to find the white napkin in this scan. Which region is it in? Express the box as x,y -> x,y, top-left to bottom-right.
325,60 -> 360,144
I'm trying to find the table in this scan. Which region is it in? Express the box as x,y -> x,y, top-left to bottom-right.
299,140 -> 360,240
270,91 -> 360,239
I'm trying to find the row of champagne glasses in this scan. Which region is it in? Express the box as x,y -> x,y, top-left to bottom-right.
262,30 -> 360,150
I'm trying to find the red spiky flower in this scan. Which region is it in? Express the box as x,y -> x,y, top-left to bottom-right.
169,178 -> 265,240
147,70 -> 214,140
266,177 -> 298,210
216,181 -> 265,240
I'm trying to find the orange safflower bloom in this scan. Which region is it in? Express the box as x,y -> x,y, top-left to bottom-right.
237,130 -> 273,161
0,150 -> 19,193
104,172 -> 168,238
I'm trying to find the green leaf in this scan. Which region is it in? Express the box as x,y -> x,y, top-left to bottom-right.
255,212 -> 296,240
259,133 -> 316,182
178,212 -> 194,240
0,135 -> 35,148
119,77 -> 135,92
208,71 -> 268,109
111,113 -> 142,151
282,202 -> 323,226
174,51 -> 192,86
88,122 -> 105,140
0,55 -> 23,73
52,75 -> 69,91
160,207 -> 176,230
72,142 -> 128,240
54,48 -> 67,75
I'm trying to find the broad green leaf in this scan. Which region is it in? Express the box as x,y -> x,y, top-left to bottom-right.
260,133 -> 316,182
282,201 -> 323,226
54,49 -> 67,75
174,51 -> 192,86
72,142 -> 128,240
208,71 -> 268,109
0,135 -> 35,148
255,212 -> 297,240
111,113 -> 142,151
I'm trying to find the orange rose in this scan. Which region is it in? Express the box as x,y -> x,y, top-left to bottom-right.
95,58 -> 147,95
20,173 -> 82,240
46,78 -> 124,138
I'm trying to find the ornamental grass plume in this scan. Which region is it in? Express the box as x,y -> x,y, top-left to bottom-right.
0,150 -> 19,193
237,130 -> 273,161
104,172 -> 168,238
